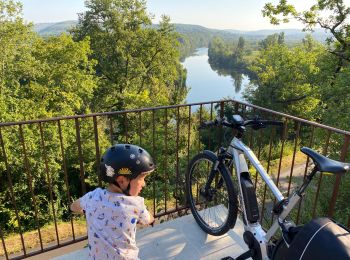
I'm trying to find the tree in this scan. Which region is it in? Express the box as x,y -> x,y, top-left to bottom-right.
259,33 -> 284,50
245,42 -> 323,118
72,0 -> 187,112
0,0 -> 108,234
263,0 -> 350,62
233,37 -> 245,66
262,0 -> 350,131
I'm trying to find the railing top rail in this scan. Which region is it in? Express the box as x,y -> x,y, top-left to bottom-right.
1,99 -> 350,136
235,100 -> 350,136
0,100 -> 222,127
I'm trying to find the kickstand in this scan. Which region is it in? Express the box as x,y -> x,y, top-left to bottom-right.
221,248 -> 255,260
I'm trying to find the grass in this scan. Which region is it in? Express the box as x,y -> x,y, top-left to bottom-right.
268,151 -> 307,175
0,219 -> 87,257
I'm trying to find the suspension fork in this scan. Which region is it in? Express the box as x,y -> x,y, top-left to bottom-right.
204,147 -> 229,192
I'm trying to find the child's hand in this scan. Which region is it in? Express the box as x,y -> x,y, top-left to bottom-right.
149,215 -> 155,226
70,198 -> 84,214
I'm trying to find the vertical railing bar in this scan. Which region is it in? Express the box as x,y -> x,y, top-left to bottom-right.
302,126 -> 315,177
109,116 -> 114,145
124,113 -> 128,143
39,123 -> 60,245
209,103 -> 213,150
0,128 -> 26,256
93,116 -> 102,187
328,135 -> 350,218
139,111 -> 142,146
187,105 -> 192,211
259,118 -> 275,225
0,226 -> 8,260
196,105 -> 203,202
57,120 -> 76,240
270,119 -> 288,226
152,110 -> 156,216
198,104 -> 203,153
187,106 -> 191,173
254,130 -> 263,190
296,125 -> 315,225
164,108 -> 168,212
75,118 -> 87,195
287,121 -> 301,197
276,119 -> 288,187
248,107 -> 254,149
312,130 -> 331,218
175,107 -> 180,210
19,124 -> 45,252
234,102 -> 239,114
219,102 -> 224,145
243,105 -> 247,114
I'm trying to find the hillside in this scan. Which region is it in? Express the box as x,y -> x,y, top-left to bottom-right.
33,20 -> 329,43
33,20 -> 78,36
224,28 -> 330,43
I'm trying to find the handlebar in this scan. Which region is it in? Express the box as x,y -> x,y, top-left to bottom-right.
199,116 -> 284,131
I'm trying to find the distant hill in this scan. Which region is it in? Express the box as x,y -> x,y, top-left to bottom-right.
33,20 -> 330,43
224,28 -> 330,43
33,21 -> 78,36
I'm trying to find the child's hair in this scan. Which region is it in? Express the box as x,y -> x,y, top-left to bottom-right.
99,144 -> 155,194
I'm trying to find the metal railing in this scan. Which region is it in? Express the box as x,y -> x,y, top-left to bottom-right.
0,99 -> 349,259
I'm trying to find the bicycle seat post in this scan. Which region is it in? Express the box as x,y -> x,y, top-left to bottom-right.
297,166 -> 319,195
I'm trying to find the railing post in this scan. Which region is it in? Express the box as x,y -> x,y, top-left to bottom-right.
75,118 -> 86,195
327,135 -> 350,218
93,116 -> 102,187
219,101 -> 225,145
234,102 -> 239,114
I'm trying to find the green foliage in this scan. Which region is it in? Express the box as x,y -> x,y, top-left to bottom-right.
259,32 -> 285,49
259,0 -> 350,130
208,36 -> 248,71
263,0 -> 350,62
71,0 -> 187,112
0,0 -> 190,236
245,41 -> 323,119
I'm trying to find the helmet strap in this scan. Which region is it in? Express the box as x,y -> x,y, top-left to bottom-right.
113,178 -> 131,196
124,183 -> 131,196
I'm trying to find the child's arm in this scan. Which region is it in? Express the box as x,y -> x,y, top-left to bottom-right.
139,203 -> 155,226
70,198 -> 84,214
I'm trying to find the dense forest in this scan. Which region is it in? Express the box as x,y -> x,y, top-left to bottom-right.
0,0 -> 350,256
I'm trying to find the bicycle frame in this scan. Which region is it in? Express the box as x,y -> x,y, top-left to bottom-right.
227,137 -> 304,259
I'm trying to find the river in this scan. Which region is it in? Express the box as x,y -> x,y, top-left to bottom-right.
182,48 -> 251,104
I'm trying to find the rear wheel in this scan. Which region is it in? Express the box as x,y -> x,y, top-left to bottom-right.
186,152 -> 238,236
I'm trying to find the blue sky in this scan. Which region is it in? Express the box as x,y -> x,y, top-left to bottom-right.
19,0 -> 317,30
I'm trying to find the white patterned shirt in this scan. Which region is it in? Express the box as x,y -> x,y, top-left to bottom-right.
80,188 -> 152,260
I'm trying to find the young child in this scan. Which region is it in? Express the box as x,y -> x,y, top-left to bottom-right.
70,144 -> 155,260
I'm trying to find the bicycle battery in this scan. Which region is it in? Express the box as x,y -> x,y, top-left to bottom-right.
240,172 -> 259,223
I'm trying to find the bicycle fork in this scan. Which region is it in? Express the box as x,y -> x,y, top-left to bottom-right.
201,148 -> 226,201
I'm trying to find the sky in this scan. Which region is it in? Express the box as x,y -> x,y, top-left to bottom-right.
18,0 -> 329,31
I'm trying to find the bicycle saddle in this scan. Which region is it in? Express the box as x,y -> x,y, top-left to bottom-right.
301,147 -> 350,174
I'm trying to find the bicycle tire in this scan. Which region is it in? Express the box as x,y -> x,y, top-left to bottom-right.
186,152 -> 238,236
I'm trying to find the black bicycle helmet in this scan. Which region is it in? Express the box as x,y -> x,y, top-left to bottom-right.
100,144 -> 155,185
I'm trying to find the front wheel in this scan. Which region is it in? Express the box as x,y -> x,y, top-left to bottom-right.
186,152 -> 238,236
